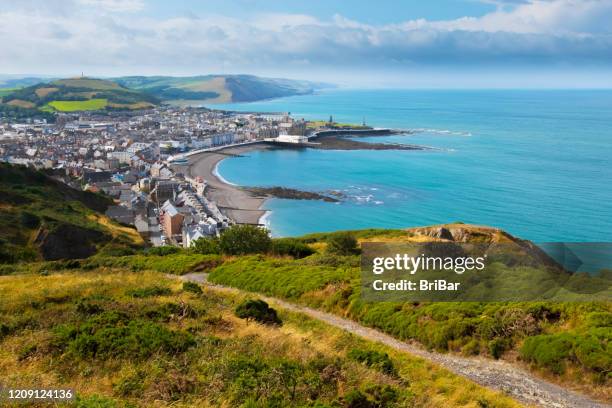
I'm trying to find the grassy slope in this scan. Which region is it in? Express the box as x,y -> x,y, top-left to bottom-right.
0,164 -> 144,264
207,230 -> 612,401
114,74 -> 323,104
0,77 -> 158,113
0,269 -> 521,408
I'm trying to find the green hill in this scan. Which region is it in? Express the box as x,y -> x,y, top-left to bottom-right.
0,163 -> 144,264
0,77 -> 159,113
115,74 -> 330,104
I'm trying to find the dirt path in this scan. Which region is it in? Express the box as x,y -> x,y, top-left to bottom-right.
175,273 -> 609,408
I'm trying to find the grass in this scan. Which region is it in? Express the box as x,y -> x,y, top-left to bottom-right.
0,269 -> 523,407
208,245 -> 612,400
47,98 -> 108,112
0,163 -> 143,264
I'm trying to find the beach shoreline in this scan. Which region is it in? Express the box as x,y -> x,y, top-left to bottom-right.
186,143 -> 272,225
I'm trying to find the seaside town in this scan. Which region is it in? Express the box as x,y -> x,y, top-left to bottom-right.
0,107 -> 321,247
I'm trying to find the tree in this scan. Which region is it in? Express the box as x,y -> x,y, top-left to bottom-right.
326,232 -> 359,256
191,236 -> 220,254
219,225 -> 271,255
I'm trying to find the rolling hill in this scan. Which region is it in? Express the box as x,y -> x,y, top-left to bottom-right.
0,77 -> 159,113
114,74 -> 330,103
0,163 -> 144,264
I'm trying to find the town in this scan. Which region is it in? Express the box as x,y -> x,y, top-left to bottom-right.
0,106 -> 324,248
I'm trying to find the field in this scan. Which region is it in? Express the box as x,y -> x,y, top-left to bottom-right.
47,98 -> 108,111
0,269 -> 521,407
0,88 -> 18,97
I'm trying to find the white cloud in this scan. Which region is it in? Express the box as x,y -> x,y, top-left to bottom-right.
0,0 -> 611,79
76,0 -> 145,13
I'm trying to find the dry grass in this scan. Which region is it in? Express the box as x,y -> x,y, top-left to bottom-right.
0,269 -> 526,407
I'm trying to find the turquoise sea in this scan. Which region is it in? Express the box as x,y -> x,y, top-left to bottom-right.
210,90 -> 612,241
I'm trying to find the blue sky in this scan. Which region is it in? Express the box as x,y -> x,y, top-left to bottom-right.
1,0 -> 612,88
146,1 -> 497,25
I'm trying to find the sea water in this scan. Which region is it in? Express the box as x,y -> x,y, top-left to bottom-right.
211,89 -> 612,241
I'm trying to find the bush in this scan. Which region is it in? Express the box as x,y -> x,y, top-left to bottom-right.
53,312 -> 195,360
347,349 -> 396,376
219,225 -> 271,255
271,238 -> 315,258
235,299 -> 281,325
191,237 -> 220,254
326,232 -> 359,256
127,285 -> 172,298
488,338 -> 509,359
183,281 -> 203,295
520,333 -> 574,374
145,246 -> 182,256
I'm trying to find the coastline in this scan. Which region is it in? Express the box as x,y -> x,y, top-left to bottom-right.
186,143 -> 272,226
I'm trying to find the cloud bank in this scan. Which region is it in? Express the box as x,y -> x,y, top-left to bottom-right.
1,0 -> 611,85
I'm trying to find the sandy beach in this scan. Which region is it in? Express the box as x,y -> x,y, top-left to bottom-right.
186,144 -> 270,225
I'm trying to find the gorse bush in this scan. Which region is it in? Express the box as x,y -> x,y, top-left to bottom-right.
326,232 -> 359,256
52,311 -> 195,360
270,238 -> 315,258
183,281 -> 203,295
347,349 -> 396,376
520,328 -> 612,375
146,246 -> 182,256
191,236 -> 220,254
219,225 -> 271,255
235,299 -> 281,325
127,285 -> 172,298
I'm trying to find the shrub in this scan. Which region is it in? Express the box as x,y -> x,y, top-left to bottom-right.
488,338 -> 509,359
191,237 -> 220,255
219,225 -> 271,255
520,333 -> 574,374
271,238 -> 315,258
343,390 -> 372,408
53,312 -> 195,360
127,285 -> 172,298
183,281 -> 203,295
235,299 -> 281,325
146,246 -> 182,256
326,232 -> 359,256
347,349 -> 396,376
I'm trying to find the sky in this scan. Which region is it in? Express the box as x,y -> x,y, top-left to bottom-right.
1,0 -> 612,88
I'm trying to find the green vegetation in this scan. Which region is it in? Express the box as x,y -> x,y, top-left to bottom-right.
0,270 -> 521,407
348,348 -> 397,376
47,98 -> 108,112
326,232 -> 360,255
114,74 -> 325,103
218,225 -> 272,255
0,77 -> 158,113
208,231 -> 612,398
182,281 -> 203,294
271,237 -> 316,258
235,299 -> 281,325
0,163 -> 143,264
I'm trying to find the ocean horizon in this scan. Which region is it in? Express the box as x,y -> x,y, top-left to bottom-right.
209,89 -> 612,242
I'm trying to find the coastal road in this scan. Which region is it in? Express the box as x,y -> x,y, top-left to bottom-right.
174,273 -> 609,408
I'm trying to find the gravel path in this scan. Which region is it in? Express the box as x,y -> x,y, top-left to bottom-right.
176,273 -> 610,408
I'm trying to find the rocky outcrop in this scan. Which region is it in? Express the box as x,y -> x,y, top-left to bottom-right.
406,223 -> 563,270
244,186 -> 341,202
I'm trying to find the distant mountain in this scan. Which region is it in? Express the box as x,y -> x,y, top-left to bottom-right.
114,74 -> 332,104
0,77 -> 159,113
0,163 -> 144,263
